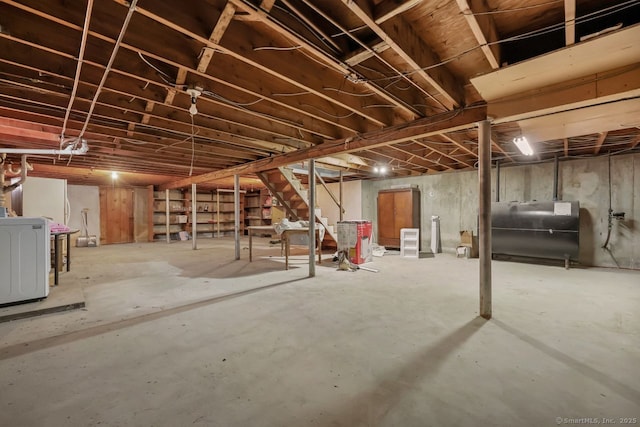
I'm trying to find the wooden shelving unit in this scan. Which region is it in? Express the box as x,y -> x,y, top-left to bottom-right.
189,189 -> 245,238
244,190 -> 262,234
261,188 -> 273,224
148,187 -> 189,242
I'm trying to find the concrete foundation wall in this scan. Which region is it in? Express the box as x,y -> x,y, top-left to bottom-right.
362,153 -> 639,269
317,180 -> 362,226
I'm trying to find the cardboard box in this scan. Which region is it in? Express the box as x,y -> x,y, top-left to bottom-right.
459,230 -> 478,258
338,221 -> 373,264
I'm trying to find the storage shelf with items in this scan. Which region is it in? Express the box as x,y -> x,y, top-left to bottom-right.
189,188 -> 245,238
261,188 -> 273,223
243,190 -> 262,234
148,186 -> 189,242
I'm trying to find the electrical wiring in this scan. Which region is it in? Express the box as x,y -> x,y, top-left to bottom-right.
272,3 -> 342,55
322,87 -> 375,97
138,52 -> 175,85
202,90 -> 264,107
122,138 -> 151,146
363,104 -> 398,109
272,91 -> 312,97
298,0 -> 443,106
253,45 -> 302,51
296,49 -> 345,77
0,72 -> 70,90
354,63 -> 395,79
300,103 -> 356,119
154,127 -> 201,152
330,24 -> 368,38
362,0 -> 639,83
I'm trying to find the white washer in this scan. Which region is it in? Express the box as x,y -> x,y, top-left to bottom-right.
0,217 -> 50,305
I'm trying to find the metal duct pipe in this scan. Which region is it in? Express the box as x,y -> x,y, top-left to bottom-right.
0,139 -> 88,156
553,154 -> 559,201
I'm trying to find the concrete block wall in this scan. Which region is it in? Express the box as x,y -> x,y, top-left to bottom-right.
362,153 -> 639,269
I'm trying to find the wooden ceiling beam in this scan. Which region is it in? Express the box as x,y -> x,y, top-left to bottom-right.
343,41 -> 389,67
455,0 -> 501,69
564,0 -> 576,46
0,53 -> 314,150
0,103 -> 268,163
593,131 -> 608,154
438,133 -> 478,157
0,79 -> 294,155
229,0 -> 419,121
197,2 -> 236,74
377,144 -> 447,171
491,132 -> 513,162
340,0 -> 465,110
374,0 -> 422,24
485,64 -> 640,124
362,148 -> 433,173
129,2 -> 393,127
413,140 -> 474,168
0,119 -> 60,144
160,106 -> 486,189
0,3 -> 358,139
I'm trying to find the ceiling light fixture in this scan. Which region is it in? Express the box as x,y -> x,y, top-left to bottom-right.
186,88 -> 202,116
111,171 -> 118,179
513,136 -> 534,156
373,165 -> 388,174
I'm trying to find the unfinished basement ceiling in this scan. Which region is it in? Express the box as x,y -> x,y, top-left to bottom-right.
0,0 -> 639,188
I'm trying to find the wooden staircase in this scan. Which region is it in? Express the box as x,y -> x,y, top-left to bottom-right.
257,167 -> 338,249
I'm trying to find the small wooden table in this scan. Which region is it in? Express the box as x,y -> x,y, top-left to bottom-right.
246,225 -> 277,262
247,226 -> 322,269
281,228 -> 323,270
51,229 -> 80,286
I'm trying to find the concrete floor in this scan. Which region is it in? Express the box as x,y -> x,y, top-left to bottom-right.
0,237 -> 638,427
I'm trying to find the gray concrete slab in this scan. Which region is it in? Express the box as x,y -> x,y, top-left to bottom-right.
0,275 -> 85,323
0,238 -> 638,426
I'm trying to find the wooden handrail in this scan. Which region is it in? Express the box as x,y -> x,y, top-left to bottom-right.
314,169 -> 345,214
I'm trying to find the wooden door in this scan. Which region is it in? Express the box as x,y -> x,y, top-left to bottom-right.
377,191 -> 396,245
99,187 -> 134,244
394,190 -> 414,231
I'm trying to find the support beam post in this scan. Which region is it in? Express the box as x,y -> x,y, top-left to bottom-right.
165,189 -> 170,244
339,170 -> 344,222
478,119 -> 492,319
308,159 -> 316,277
192,183 -> 197,250
495,159 -> 500,203
234,174 -> 240,260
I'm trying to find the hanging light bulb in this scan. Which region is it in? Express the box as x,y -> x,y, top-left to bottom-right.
189,101 -> 198,116
186,88 -> 202,116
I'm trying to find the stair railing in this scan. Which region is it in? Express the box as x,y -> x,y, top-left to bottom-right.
314,168 -> 345,219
